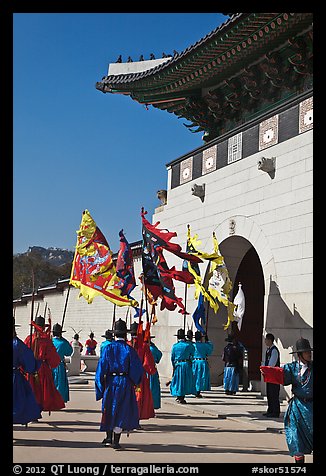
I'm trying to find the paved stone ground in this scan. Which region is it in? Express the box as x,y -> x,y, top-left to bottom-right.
13,373 -> 313,464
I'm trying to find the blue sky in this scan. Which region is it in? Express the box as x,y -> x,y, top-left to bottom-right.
13,13 -> 228,254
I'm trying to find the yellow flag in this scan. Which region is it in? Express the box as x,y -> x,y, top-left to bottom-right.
186,226 -> 235,330
186,226 -> 220,313
207,232 -> 235,329
70,210 -> 138,307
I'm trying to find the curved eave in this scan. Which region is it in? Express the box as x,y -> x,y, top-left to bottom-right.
96,13 -> 311,102
96,13 -> 246,92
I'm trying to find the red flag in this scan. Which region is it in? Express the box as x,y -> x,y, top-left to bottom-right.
260,366 -> 284,385
115,229 -> 136,296
141,209 -> 199,314
141,209 -> 202,263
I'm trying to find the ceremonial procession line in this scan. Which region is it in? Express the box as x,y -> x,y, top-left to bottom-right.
13,208 -> 314,468
13,374 -> 313,465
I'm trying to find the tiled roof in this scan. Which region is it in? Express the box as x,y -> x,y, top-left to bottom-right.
96,13 -> 313,142
99,13 -> 245,85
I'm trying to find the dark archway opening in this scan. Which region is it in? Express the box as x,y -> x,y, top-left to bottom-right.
230,246 -> 265,381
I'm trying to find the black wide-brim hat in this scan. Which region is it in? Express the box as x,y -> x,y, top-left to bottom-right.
290,337 -> 313,353
34,315 -> 45,327
130,322 -> 139,336
102,329 -> 113,339
174,328 -> 185,339
112,318 -> 130,334
52,323 -> 66,333
186,330 -> 194,340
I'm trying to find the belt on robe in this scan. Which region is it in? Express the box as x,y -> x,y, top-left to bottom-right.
176,359 -> 191,363
108,372 -> 128,376
193,358 -> 207,360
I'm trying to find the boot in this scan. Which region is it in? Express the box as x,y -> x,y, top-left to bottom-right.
112,431 -> 122,449
294,455 -> 305,464
102,430 -> 113,446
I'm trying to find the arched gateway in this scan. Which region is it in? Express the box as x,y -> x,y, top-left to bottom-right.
207,216 -> 276,386
220,236 -> 264,381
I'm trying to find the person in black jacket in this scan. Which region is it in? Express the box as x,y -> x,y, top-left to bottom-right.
222,334 -> 243,395
263,333 -> 281,417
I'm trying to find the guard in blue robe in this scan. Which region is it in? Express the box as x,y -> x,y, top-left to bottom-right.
192,331 -> 213,397
51,323 -> 73,403
170,328 -> 195,404
148,338 -> 163,409
95,318 -> 144,449
222,334 -> 243,395
283,338 -> 313,464
13,321 -> 42,425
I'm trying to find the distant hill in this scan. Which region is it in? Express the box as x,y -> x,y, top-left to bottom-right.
13,246 -> 74,300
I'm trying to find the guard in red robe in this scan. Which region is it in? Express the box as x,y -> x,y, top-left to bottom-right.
24,315 -> 65,412
85,332 -> 97,355
128,322 -> 156,420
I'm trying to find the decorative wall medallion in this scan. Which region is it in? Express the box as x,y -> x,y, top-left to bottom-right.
202,145 -> 217,175
180,157 -> 193,184
299,97 -> 313,134
259,114 -> 279,150
227,133 -> 243,164
229,218 -> 236,235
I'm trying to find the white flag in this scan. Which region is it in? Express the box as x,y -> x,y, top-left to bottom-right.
233,283 -> 245,330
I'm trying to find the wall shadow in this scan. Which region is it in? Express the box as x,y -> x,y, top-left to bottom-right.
265,280 -> 312,351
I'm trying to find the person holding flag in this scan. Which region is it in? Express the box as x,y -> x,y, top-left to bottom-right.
51,323 -> 73,403
95,318 -> 144,450
170,328 -> 196,404
222,333 -> 243,395
13,318 -> 42,425
146,332 -> 163,409
24,315 -> 65,413
260,337 -> 313,464
192,331 -> 213,398
129,321 -> 156,420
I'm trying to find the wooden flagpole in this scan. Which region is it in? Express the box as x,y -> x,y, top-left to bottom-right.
111,303 -> 117,330
43,302 -> 48,319
183,283 -> 188,331
138,287 -> 144,325
61,284 -> 71,329
29,269 -> 35,349
205,302 -> 210,336
34,302 -> 40,319
144,283 -> 149,325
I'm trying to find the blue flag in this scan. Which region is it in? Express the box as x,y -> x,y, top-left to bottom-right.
192,292 -> 206,334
